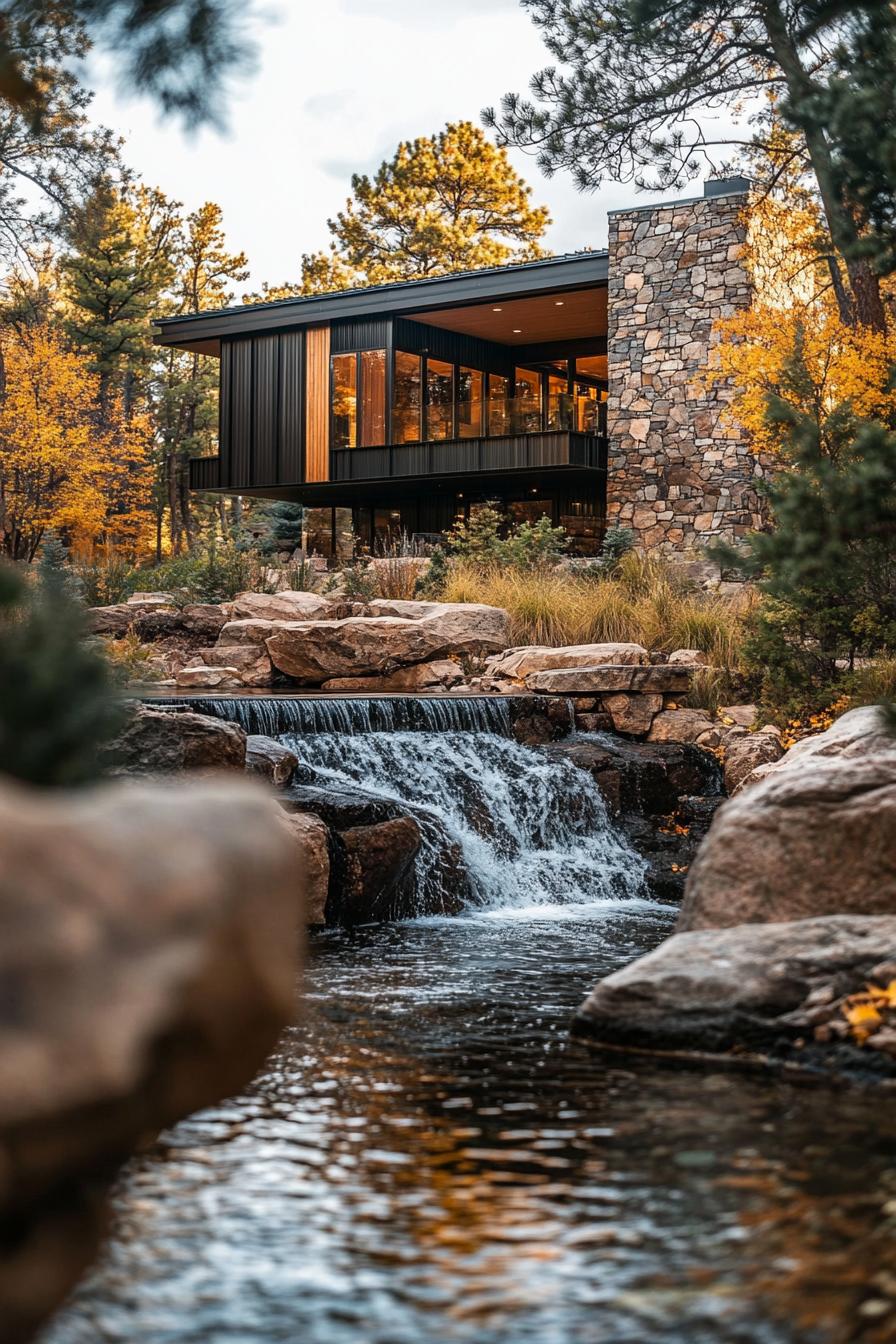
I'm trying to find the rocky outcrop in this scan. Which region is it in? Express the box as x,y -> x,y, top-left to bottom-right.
175,664 -> 243,689
487,643 -> 648,683
279,810 -> 330,923
195,642 -> 274,687
574,915 -> 896,1080
329,816 -> 423,925
102,704 -> 247,775
679,708 -> 896,932
230,590 -> 333,622
0,777 -> 300,1344
542,736 -> 723,900
246,735 -> 298,787
265,604 -> 509,684
87,601 -> 176,637
722,729 -> 784,794
526,664 -> 689,695
647,708 -> 715,744
320,659 -> 464,693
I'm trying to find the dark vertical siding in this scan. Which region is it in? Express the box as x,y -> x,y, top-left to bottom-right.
229,338 -> 253,487
218,341 -> 233,484
331,316 -> 390,353
393,317 -> 512,377
217,329 -> 307,489
252,334 -> 278,484
278,330 -> 304,484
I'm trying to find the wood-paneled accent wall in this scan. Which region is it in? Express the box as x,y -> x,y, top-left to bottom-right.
305,325 -> 331,483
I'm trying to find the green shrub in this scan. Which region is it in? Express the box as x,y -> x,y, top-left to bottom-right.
445,504 -> 567,571
130,536 -> 271,605
0,561 -> 124,787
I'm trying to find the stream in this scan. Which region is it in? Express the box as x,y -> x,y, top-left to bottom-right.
42,700 -> 896,1344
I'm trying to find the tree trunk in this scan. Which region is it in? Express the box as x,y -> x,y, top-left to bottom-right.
761,0 -> 887,332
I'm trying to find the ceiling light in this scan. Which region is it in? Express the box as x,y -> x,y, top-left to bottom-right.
554,300 -> 565,306
492,306 -> 502,312
513,328 -> 522,333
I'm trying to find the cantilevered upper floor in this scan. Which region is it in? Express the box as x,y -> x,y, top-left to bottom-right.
153,251 -> 610,503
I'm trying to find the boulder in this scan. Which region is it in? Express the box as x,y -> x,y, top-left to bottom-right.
175,664 -> 243,689
247,735 -> 299,788
719,703 -> 758,728
217,617 -> 279,645
668,648 -> 710,666
366,598 -> 444,620
102,705 -> 246,775
87,602 -> 175,638
279,810 -> 331,923
330,816 -> 422,924
181,603 -> 230,639
647,708 -> 715,744
126,591 -> 176,605
489,643 -> 648,682
679,709 -> 896,931
265,605 -> 509,684
526,664 -> 690,695
603,692 -> 663,735
200,643 -> 274,688
230,590 -> 333,622
574,914 -> 896,1064
508,695 -> 575,746
0,776 -> 299,1344
723,730 -> 785,794
320,659 -> 464,693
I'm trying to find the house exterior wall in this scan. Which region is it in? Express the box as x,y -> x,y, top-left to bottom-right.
606,188 -> 766,551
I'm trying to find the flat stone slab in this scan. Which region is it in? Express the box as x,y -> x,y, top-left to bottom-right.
526,664 -> 691,695
574,915 -> 896,1070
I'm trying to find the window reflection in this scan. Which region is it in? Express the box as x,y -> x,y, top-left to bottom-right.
331,354 -> 357,450
360,349 -> 386,447
488,374 -> 510,436
426,358 -> 454,441
393,351 -> 422,443
546,363 -> 570,429
458,367 -> 483,438
513,368 -> 542,433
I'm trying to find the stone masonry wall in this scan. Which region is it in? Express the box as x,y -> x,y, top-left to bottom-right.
606,188 -> 767,552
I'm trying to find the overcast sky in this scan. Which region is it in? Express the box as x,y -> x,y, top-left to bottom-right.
87,0 -> 686,292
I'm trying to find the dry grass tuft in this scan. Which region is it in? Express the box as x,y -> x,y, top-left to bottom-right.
443,554 -> 753,666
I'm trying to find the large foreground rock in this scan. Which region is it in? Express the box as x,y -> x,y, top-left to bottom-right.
265,604 -> 509,684
680,707 -> 896,931
102,704 -> 247,774
0,777 -> 300,1344
575,915 -> 896,1069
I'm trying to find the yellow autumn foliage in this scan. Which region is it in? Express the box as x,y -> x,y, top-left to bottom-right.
711,300 -> 896,455
0,323 -> 154,560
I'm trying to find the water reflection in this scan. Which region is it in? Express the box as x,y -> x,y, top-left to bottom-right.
43,907 -> 896,1344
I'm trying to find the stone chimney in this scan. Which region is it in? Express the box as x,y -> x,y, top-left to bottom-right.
605,178 -> 766,551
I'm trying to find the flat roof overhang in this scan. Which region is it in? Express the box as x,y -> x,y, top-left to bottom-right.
195,463 -> 605,508
153,251 -> 609,354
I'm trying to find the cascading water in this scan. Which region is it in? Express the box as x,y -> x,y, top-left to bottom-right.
148,694 -> 647,913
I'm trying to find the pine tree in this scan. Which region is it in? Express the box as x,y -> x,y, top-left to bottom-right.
155,200 -> 249,554
489,0 -> 896,330
252,501 -> 304,558
250,122 -> 551,299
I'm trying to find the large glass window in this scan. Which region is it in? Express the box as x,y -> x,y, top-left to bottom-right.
331,354 -> 357,449
426,358 -> 454,441
360,349 -> 386,446
457,367 -> 483,438
393,350 -> 422,443
488,374 -> 510,436
513,368 -> 542,433
546,362 -> 570,429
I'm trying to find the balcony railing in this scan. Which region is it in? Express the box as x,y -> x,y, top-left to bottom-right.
332,430 -> 606,484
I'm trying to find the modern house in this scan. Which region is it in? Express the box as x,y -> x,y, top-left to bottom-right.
154,176 -> 766,559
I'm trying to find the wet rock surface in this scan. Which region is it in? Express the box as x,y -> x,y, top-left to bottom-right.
680,707 -> 896,932
575,915 -> 896,1082
0,777 -> 300,1344
102,705 -> 247,775
246,735 -> 298,788
330,816 -> 424,925
542,735 -> 723,900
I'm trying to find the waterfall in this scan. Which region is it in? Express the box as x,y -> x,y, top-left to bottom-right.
148,692 -> 647,914
284,729 -> 646,913
148,694 -> 512,738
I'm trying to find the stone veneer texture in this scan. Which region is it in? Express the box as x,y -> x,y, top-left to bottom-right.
606,190 -> 767,551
